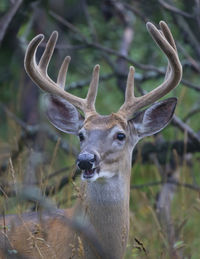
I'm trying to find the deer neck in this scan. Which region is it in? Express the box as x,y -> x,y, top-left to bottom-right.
78,156 -> 132,259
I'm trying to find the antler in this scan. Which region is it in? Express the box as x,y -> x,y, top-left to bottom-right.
118,21 -> 182,119
24,31 -> 100,118
24,21 -> 182,121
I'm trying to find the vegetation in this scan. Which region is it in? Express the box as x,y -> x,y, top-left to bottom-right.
0,0 -> 200,258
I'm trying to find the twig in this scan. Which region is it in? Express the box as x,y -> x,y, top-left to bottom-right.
49,10 -> 89,43
131,179 -> 200,192
87,41 -> 164,73
81,0 -> 97,42
177,42 -> 200,72
194,0 -> 200,29
153,152 -> 179,257
0,0 -> 23,46
68,73 -> 114,90
183,107 -> 200,122
0,102 -> 78,155
49,9 -> 164,74
158,0 -> 193,19
181,78 -> 200,92
172,115 -> 200,144
0,102 -> 28,131
49,9 -> 200,95
40,42 -> 87,51
173,14 -> 200,58
45,166 -> 72,180
110,0 -> 135,92
123,3 -> 148,23
132,139 -> 200,165
45,169 -> 79,196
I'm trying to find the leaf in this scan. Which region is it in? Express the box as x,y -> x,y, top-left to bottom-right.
173,240 -> 185,249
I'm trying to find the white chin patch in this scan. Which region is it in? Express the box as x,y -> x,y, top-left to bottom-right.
81,170 -> 115,182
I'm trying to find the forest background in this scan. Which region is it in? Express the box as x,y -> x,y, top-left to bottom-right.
0,0 -> 200,258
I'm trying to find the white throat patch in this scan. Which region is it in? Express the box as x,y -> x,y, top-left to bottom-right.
81,171 -> 115,182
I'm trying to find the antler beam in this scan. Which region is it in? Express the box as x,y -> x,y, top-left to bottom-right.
118,21 -> 182,119
24,31 -> 99,118
24,21 -> 182,121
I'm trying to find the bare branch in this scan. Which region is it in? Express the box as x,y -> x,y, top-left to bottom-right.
183,107 -> 200,122
181,78 -> 200,92
81,0 -> 97,42
173,14 -> 200,58
123,3 -> 148,23
132,139 -> 200,165
194,0 -> 200,29
158,0 -> 193,19
172,115 -> 200,144
0,0 -> 22,46
49,10 -> 164,73
68,73 -> 114,90
177,42 -> 200,72
131,179 -> 200,192
0,103 -> 78,156
49,10 -> 89,43
48,10 -> 200,98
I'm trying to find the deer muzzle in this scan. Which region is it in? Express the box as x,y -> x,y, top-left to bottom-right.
77,152 -> 99,179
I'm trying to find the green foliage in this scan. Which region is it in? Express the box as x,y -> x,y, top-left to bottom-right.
0,0 -> 200,258
0,0 -> 9,12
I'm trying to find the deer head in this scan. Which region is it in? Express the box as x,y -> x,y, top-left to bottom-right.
24,21 -> 182,182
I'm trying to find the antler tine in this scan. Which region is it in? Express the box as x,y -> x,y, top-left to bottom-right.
24,32 -> 101,115
159,21 -> 177,81
125,66 -> 136,103
118,21 -> 182,119
119,66 -> 136,113
39,31 -> 58,73
159,21 -> 177,51
85,64 -> 100,113
57,56 -> 71,89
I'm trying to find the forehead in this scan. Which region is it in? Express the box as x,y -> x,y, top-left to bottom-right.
83,113 -> 127,131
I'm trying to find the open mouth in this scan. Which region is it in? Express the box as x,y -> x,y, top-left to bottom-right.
82,168 -> 99,179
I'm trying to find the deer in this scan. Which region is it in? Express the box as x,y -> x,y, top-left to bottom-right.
0,21 -> 182,259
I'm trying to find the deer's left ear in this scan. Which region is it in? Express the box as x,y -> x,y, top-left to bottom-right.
129,98 -> 177,139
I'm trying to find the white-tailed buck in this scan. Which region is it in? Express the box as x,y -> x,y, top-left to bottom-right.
0,21 -> 182,258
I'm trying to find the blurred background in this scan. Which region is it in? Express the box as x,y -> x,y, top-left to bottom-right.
0,0 -> 200,258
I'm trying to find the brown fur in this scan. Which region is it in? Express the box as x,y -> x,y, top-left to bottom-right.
0,113 -> 130,259
84,113 -> 127,131
0,209 -> 76,259
7,20 -> 181,259
0,99 -> 178,258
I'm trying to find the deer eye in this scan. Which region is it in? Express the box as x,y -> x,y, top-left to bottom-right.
116,133 -> 126,141
79,132 -> 85,141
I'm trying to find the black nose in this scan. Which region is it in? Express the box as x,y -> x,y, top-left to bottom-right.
77,152 -> 96,170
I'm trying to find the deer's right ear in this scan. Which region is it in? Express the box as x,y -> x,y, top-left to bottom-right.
44,94 -> 84,134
